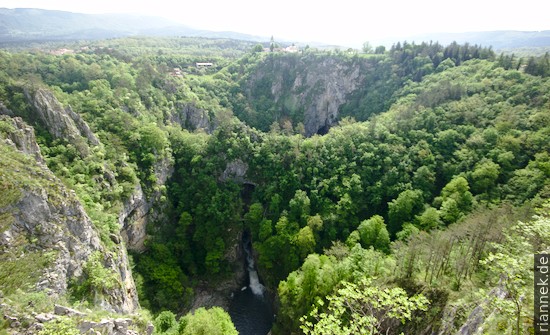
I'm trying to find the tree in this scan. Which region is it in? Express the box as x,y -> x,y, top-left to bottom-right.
244,202 -> 265,238
179,307 -> 238,335
440,176 -> 474,213
295,226 -> 316,259
300,278 -> 429,335
362,42 -> 373,54
439,198 -> 461,224
253,44 -> 264,53
307,214 -> 324,234
270,36 -> 275,52
289,190 -> 311,225
374,45 -> 386,54
480,211 -> 550,335
395,223 -> 420,241
154,311 -> 177,334
412,166 -> 436,199
278,254 -> 341,334
470,159 -> 500,195
415,206 -> 441,230
258,219 -> 273,241
388,189 -> 424,236
356,215 -> 390,253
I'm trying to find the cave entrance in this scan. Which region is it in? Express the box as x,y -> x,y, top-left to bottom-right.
316,124 -> 330,135
241,182 -> 256,212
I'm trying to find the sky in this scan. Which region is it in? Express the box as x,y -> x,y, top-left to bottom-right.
1,0 -> 550,46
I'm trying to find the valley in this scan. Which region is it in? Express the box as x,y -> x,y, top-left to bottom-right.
0,31 -> 549,335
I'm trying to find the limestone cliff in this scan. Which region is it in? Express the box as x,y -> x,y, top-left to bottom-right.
169,102 -> 213,132
0,115 -> 44,163
0,116 -> 139,314
119,155 -> 173,252
1,86 -> 170,253
245,54 -> 368,136
23,87 -> 100,154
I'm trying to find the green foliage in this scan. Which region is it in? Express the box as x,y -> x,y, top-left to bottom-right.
300,278 -> 429,335
135,243 -> 192,312
70,251 -> 120,303
1,39 -> 550,334
0,244 -> 57,296
479,208 -> 550,334
38,317 -> 80,335
178,307 -> 238,335
415,206 -> 442,230
356,215 -> 390,253
276,244 -> 397,334
388,189 -> 424,236
154,311 -> 178,334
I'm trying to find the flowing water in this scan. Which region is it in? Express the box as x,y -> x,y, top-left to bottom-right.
229,232 -> 273,335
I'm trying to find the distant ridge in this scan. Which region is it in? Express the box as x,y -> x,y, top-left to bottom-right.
0,8 -> 266,43
1,8 -> 550,50
404,30 -> 550,50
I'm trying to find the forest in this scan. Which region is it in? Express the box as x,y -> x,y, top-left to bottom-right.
0,36 -> 549,334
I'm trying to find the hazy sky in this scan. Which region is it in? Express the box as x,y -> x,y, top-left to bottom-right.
1,0 -> 550,46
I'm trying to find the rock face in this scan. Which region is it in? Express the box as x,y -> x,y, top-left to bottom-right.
0,116 -> 139,314
0,115 -> 44,163
437,284 -> 507,335
119,184 -> 150,252
119,156 -> 173,252
220,159 -> 248,183
246,55 -> 367,136
22,87 -> 99,155
169,102 -> 212,132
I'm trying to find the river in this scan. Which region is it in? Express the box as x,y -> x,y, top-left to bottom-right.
228,232 -> 273,335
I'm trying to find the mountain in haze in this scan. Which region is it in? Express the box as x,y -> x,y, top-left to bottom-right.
405,30 -> 550,50
0,8 -> 266,43
1,8 -> 550,51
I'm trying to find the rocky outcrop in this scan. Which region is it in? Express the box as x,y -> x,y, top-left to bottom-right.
77,317 -> 151,335
220,159 -> 248,183
169,102 -> 212,132
22,87 -> 99,155
0,116 -> 138,314
436,284 -> 507,335
1,305 -> 152,335
246,55 -> 367,136
0,115 -> 44,163
119,156 -> 173,252
119,184 -> 149,252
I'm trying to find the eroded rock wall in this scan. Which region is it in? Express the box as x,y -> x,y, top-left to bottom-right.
245,55 -> 368,136
0,114 -> 139,314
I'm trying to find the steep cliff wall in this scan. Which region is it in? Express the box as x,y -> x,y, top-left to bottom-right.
23,87 -> 100,155
244,54 -> 369,136
0,115 -> 139,314
168,102 -> 213,133
1,86 -> 172,253
119,155 -> 173,252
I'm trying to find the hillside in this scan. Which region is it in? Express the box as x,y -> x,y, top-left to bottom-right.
407,30 -> 550,50
0,36 -> 549,334
3,8 -> 550,53
0,8 -> 265,43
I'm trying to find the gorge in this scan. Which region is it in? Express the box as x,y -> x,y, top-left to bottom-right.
0,36 -> 549,334
228,231 -> 273,335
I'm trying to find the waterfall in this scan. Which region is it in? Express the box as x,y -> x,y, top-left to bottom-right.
244,235 -> 265,296
229,231 -> 273,335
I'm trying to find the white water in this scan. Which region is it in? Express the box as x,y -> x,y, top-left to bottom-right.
229,232 -> 273,335
245,239 -> 265,296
